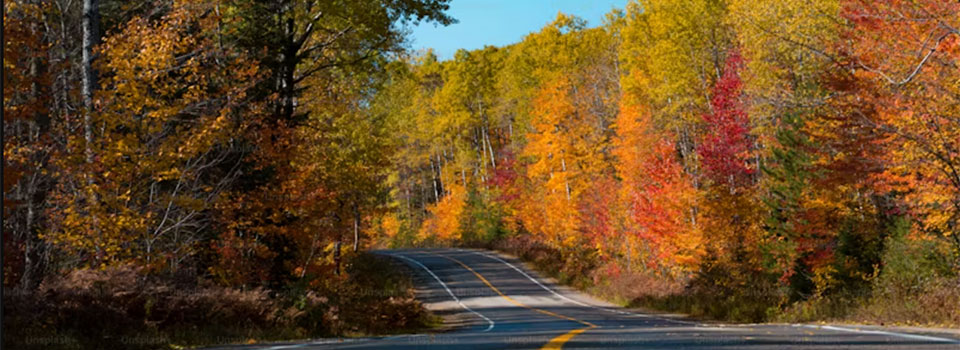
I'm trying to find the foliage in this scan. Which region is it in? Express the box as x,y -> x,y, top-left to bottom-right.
374,0 -> 960,327
2,0 -> 451,347
6,0 -> 960,341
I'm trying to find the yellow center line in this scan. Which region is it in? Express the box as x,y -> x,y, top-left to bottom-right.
541,327 -> 592,350
429,253 -> 597,349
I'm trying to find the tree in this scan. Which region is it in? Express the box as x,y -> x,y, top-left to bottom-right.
614,101 -> 701,274
841,0 -> 960,260
47,1 -> 260,271
698,50 -> 754,190
214,0 -> 455,282
761,111 -> 820,294
522,76 -> 589,248
620,0 -> 735,175
4,1 -> 53,290
81,0 -> 98,169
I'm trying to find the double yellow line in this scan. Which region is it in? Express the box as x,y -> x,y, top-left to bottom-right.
432,253 -> 597,350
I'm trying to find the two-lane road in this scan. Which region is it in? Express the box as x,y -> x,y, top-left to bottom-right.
218,248 -> 960,349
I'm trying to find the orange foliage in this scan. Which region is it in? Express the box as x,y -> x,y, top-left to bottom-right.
843,0 -> 960,246
420,183 -> 466,243
614,101 -> 702,273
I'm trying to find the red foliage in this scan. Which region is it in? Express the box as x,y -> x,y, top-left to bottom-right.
486,149 -> 521,203
698,50 -> 754,189
578,176 -> 619,246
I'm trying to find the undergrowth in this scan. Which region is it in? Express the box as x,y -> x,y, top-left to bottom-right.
2,252 -> 436,350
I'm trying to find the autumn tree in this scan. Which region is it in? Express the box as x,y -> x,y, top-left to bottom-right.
214,0 -> 455,282
614,101 -> 701,274
620,0 -> 735,175
43,1 -> 260,273
841,0 -> 960,261
698,50 -> 755,190
3,1 -> 53,290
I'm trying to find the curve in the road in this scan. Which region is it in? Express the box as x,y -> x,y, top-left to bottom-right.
462,249 -> 700,326
385,253 -> 496,332
429,252 -> 596,349
211,248 -> 960,350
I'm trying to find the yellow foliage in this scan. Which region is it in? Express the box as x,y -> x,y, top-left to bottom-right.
419,183 -> 466,243
46,2 -> 259,267
620,0 -> 733,127
382,215 -> 401,239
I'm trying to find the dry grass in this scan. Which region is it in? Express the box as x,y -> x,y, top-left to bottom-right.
3,253 -> 436,350
850,277 -> 960,327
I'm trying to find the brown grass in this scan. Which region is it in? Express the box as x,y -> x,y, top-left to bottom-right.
3,252 -> 437,350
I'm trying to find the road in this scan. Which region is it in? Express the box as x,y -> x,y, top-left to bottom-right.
219,248 -> 960,350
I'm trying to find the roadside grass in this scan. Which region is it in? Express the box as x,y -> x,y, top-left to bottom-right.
774,277 -> 960,327
490,235 -> 774,323
484,234 -> 959,328
2,252 -> 437,350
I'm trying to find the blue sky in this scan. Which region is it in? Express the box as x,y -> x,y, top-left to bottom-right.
409,0 -> 629,60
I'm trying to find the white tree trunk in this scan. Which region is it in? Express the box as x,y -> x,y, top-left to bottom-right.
82,0 -> 99,165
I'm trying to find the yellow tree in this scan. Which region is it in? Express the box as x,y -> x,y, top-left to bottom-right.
728,0 -> 842,123
620,0 -> 735,171
522,76 -> 606,249
522,77 -> 576,248
419,182 -> 466,243
47,1 -> 260,270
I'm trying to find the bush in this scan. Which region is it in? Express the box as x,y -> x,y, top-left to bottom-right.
4,266 -> 281,349
333,253 -> 438,335
3,253 -> 436,350
848,224 -> 960,326
627,256 -> 783,323
587,261 -> 685,306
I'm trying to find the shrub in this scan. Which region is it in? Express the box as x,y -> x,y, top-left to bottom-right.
849,224 -> 960,326
4,265 -> 286,349
587,261 -> 685,306
3,253 -> 435,350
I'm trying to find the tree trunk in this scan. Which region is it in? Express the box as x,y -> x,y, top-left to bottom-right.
484,125 -> 496,169
20,25 -> 52,291
281,15 -> 297,121
82,0 -> 99,164
437,152 -> 445,195
475,127 -> 485,182
82,0 -> 101,264
560,155 -> 571,201
352,202 -> 360,252
430,158 -> 439,201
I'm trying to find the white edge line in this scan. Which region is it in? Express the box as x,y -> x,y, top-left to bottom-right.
387,253 -> 496,333
465,249 -> 702,326
799,324 -> 960,344
266,339 -> 360,349
465,249 -> 958,344
467,248 -> 960,343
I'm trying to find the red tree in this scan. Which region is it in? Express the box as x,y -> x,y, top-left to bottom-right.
698,50 -> 753,190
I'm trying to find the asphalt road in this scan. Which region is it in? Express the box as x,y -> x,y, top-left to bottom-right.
218,248 -> 960,350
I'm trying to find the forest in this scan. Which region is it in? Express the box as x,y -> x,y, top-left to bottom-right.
3,0 -> 960,348
375,0 -> 959,325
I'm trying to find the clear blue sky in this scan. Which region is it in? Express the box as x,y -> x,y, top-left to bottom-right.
409,0 -> 628,60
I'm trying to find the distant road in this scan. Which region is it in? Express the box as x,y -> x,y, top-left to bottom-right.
215,248 -> 960,350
